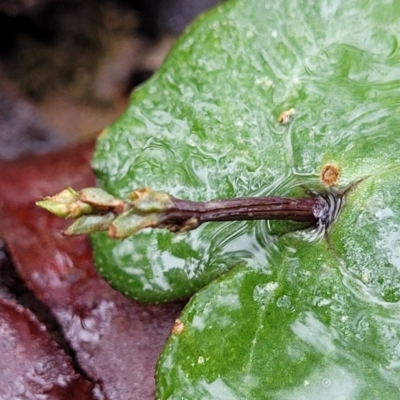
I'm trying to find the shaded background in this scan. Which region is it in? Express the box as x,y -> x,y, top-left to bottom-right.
0,0 -> 220,159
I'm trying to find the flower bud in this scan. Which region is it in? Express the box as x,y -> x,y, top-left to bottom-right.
36,187 -> 92,218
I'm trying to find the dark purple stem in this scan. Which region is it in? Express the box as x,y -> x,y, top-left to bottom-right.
159,195 -> 328,232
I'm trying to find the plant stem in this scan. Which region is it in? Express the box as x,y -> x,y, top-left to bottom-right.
165,195 -> 324,229
37,187 -> 330,238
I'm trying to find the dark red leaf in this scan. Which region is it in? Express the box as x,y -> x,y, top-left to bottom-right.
0,296 -> 94,400
0,142 -> 184,399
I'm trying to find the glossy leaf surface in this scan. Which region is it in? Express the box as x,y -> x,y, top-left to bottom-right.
91,0 -> 400,397
92,0 -> 400,303
0,297 -> 94,400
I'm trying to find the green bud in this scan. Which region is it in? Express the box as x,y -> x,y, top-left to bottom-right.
36,187 -> 93,218
64,213 -> 115,235
109,209 -> 160,238
128,187 -> 174,213
79,188 -> 128,213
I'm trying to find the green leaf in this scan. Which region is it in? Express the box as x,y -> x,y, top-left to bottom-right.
91,0 -> 400,397
157,237 -> 400,399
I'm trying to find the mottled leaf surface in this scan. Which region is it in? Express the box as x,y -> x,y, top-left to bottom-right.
90,0 -> 400,398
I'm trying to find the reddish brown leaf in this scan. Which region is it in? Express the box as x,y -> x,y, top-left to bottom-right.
0,296 -> 94,400
0,142 -> 184,400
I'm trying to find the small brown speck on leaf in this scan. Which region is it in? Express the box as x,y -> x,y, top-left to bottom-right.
278,108 -> 295,125
320,163 -> 340,186
172,319 -> 185,335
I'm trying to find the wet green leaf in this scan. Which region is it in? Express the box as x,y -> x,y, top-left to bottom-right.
91,0 -> 400,397
157,237 -> 400,399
